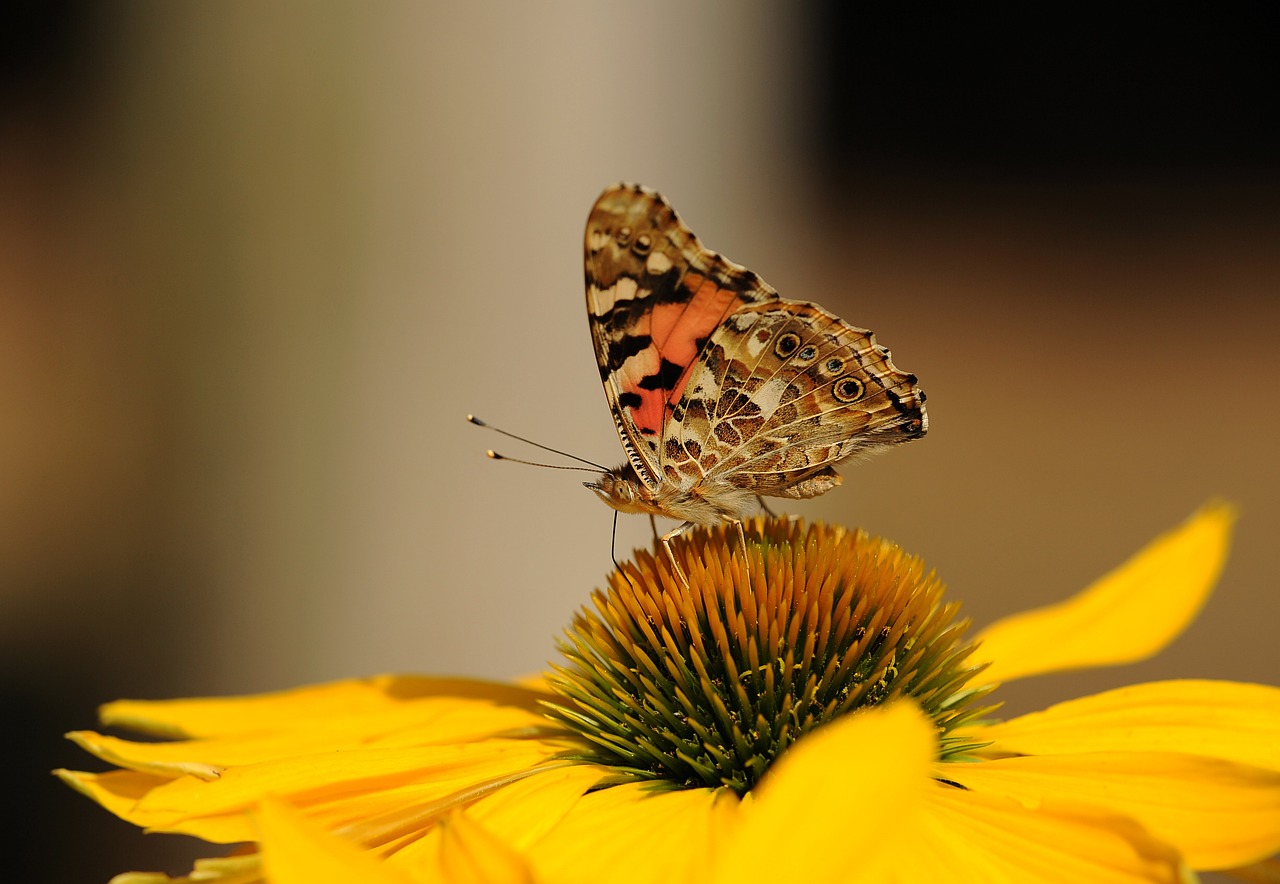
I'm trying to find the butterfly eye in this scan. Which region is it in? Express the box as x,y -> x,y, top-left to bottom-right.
796,345 -> 817,361
825,357 -> 845,374
833,377 -> 865,403
774,332 -> 801,358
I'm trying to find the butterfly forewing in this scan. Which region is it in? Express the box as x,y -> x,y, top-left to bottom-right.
584,184 -> 778,486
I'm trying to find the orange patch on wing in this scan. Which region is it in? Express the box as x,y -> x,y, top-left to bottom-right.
631,387 -> 666,436
617,348 -> 664,436
650,279 -> 743,404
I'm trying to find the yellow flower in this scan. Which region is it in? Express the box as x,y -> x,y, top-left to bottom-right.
59,503 -> 1280,883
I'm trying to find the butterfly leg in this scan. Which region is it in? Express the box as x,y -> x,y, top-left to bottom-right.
756,496 -> 778,518
659,521 -> 692,587
609,510 -> 624,574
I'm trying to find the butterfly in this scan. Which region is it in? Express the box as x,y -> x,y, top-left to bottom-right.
582,183 -> 928,582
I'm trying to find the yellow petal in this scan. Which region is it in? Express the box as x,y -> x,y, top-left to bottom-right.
67,731 -> 222,780
257,797 -> 409,884
974,502 -> 1234,684
981,680 -> 1280,772
710,702 -> 936,883
910,782 -> 1184,882
132,740 -> 560,843
526,781 -> 737,884
68,697 -> 546,777
951,751 -> 1280,870
54,768 -> 175,827
107,854 -> 263,884
101,675 -> 550,738
430,812 -> 537,884
361,765 -> 604,874
444,766 -> 606,849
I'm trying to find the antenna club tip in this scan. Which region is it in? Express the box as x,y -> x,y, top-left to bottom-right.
469,417 -> 607,472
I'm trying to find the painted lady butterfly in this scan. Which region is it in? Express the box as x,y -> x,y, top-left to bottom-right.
582,184 -> 927,581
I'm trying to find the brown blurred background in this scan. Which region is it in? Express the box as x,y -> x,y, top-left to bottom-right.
4,3 -> 1277,880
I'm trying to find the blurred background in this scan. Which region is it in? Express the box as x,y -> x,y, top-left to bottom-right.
4,3 -> 1277,879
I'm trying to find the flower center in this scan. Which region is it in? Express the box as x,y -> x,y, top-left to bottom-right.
543,518 -> 994,796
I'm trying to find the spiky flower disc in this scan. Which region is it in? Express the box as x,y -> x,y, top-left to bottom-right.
544,518 -> 995,795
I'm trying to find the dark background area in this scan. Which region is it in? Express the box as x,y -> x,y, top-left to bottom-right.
809,4 -> 1278,179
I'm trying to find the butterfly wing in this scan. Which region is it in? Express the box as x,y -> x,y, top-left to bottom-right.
584,183 -> 778,488
668,299 -> 927,495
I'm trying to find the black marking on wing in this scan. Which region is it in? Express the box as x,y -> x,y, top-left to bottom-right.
637,359 -> 685,391
593,269 -> 685,329
604,333 -> 653,374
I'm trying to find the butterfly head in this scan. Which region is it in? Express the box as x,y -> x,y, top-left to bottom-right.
584,464 -> 656,516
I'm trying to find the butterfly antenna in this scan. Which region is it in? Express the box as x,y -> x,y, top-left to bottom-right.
467,415 -> 609,471
483,450 -> 599,473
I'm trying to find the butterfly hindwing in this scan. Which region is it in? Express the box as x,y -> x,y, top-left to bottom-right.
584,183 -> 777,486
675,301 -> 927,493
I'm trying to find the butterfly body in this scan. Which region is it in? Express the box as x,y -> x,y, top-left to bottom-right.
586,461 -> 758,526
583,183 -> 927,556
